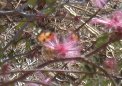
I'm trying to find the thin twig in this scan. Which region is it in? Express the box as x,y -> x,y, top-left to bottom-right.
1,69 -> 122,80
1,57 -> 116,86
0,10 -> 35,18
75,9 -> 101,32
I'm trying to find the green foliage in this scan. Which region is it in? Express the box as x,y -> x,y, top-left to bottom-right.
45,0 -> 56,5
84,76 -> 110,86
15,19 -> 27,30
42,6 -> 55,15
0,52 -> 4,59
27,0 -> 38,8
92,56 -> 105,65
84,64 -> 96,73
95,33 -> 109,48
26,39 -> 31,51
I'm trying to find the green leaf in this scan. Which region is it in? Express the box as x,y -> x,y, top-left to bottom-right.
46,0 -> 56,5
26,39 -> 31,51
95,33 -> 109,48
84,75 -> 110,86
42,6 -> 55,15
84,78 -> 94,86
84,64 -> 96,73
0,52 -> 4,59
27,0 -> 37,8
15,19 -> 27,29
92,56 -> 105,65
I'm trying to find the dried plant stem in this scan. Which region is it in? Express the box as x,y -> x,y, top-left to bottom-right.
1,69 -> 122,79
1,57 -> 117,86
75,9 -> 101,32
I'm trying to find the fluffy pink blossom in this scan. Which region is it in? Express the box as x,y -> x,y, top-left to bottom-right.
91,0 -> 108,8
104,57 -> 117,70
90,11 -> 122,32
103,57 -> 117,73
43,32 -> 81,58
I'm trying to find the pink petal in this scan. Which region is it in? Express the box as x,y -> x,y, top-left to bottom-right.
43,41 -> 56,49
44,78 -> 51,84
65,51 -> 81,58
91,0 -> 108,8
91,17 -> 110,25
90,10 -> 122,32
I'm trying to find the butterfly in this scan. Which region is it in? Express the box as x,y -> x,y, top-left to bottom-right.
37,31 -> 80,59
37,31 -> 56,60
37,31 -> 55,43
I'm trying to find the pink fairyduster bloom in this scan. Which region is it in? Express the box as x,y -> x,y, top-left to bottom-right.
43,32 -> 81,58
104,57 -> 117,69
90,11 -> 122,32
91,0 -> 108,8
103,57 -> 117,73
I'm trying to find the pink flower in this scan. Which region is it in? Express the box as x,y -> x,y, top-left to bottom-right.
91,0 -> 108,8
103,57 -> 117,72
104,58 -> 117,69
90,11 -> 122,32
43,32 -> 81,58
43,78 -> 51,84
